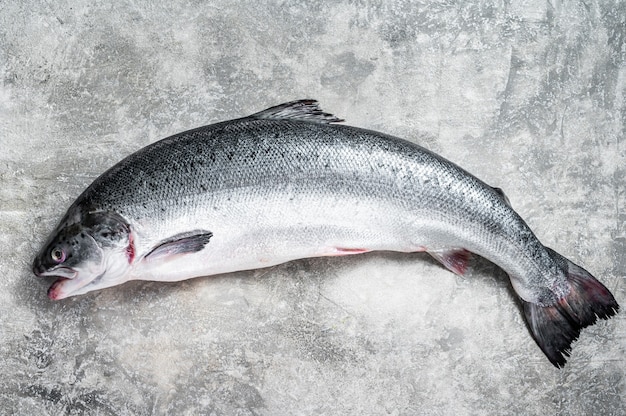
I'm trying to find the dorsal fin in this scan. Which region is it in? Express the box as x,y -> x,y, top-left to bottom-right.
492,187 -> 511,206
249,99 -> 344,124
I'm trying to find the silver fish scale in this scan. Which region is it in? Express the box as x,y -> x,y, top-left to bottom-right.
33,102 -> 619,367
83,120 -> 458,218
72,117 -> 558,300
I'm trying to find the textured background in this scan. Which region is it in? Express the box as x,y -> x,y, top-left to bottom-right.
1,1 -> 624,415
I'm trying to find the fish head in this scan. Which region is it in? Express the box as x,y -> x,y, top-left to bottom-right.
33,210 -> 133,300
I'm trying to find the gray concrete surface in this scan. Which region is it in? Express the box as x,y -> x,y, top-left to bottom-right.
1,1 -> 624,415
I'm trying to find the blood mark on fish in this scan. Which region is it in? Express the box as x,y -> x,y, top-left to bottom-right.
126,232 -> 135,263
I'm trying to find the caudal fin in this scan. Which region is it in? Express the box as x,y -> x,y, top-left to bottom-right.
523,248 -> 619,368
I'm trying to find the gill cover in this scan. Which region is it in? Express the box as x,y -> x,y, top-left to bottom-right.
33,211 -> 133,300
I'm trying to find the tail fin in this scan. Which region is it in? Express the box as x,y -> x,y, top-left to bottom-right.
523,248 -> 619,368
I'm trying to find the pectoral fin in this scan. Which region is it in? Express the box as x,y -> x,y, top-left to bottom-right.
144,230 -> 213,262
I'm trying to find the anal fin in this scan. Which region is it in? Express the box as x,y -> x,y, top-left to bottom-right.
144,230 -> 213,262
428,248 -> 472,276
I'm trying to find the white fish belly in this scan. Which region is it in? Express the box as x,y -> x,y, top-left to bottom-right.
128,189 -> 424,283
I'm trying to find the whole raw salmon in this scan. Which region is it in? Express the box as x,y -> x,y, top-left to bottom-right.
33,100 -> 618,367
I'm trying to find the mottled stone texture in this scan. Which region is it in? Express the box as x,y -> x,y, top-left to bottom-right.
0,1 -> 624,415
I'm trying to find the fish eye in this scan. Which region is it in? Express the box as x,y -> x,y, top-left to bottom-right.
50,247 -> 66,263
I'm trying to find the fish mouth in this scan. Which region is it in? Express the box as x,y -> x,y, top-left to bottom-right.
47,272 -> 104,300
32,266 -> 82,300
47,277 -> 72,300
34,266 -> 78,280
47,275 -> 89,300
